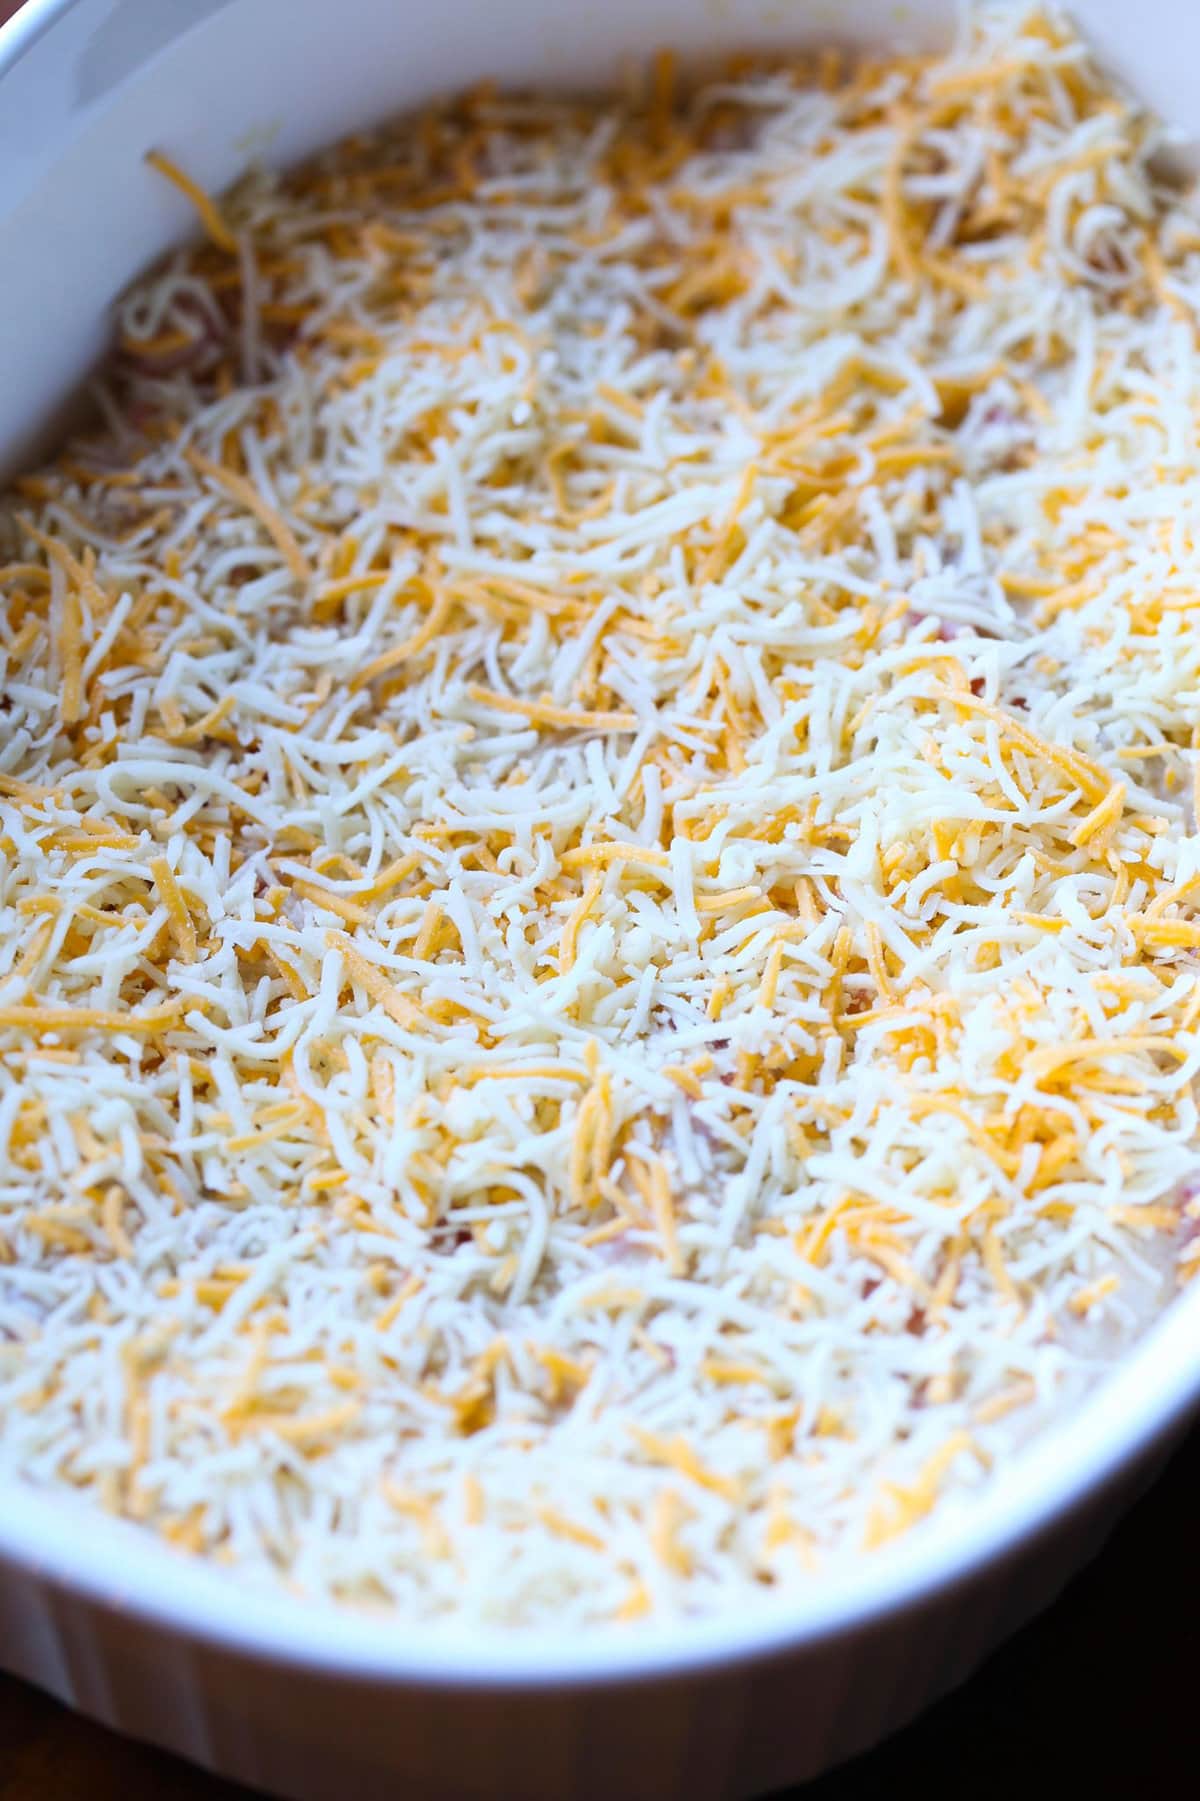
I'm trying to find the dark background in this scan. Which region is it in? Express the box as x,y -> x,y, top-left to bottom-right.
2,1425 -> 1196,1800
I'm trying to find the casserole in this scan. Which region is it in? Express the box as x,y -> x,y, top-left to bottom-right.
1,3 -> 1199,1796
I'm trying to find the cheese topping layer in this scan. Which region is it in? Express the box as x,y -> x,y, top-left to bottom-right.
1,3 -> 1199,1624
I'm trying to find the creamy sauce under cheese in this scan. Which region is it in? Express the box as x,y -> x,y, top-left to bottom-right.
1,2 -> 1199,1625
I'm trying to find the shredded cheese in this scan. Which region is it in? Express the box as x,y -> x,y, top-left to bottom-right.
0,3 -> 1197,1628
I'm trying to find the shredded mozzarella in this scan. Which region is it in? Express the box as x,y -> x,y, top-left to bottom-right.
1,2 -> 1199,1626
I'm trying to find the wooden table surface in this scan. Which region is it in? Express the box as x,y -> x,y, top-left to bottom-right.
2,1423 -> 1196,1800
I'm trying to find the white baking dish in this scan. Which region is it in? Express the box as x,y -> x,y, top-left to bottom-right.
1,3 -> 1199,1796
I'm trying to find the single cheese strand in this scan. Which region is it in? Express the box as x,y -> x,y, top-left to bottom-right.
145,149 -> 239,253
0,1001 -> 183,1033
328,931 -> 424,1030
150,856 -> 197,962
186,446 -> 312,582
465,684 -> 638,732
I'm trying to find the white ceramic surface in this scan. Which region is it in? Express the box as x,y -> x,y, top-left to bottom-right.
1,3 -> 1200,1796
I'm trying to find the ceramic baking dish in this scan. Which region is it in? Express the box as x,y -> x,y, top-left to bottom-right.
1,3 -> 1199,1797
